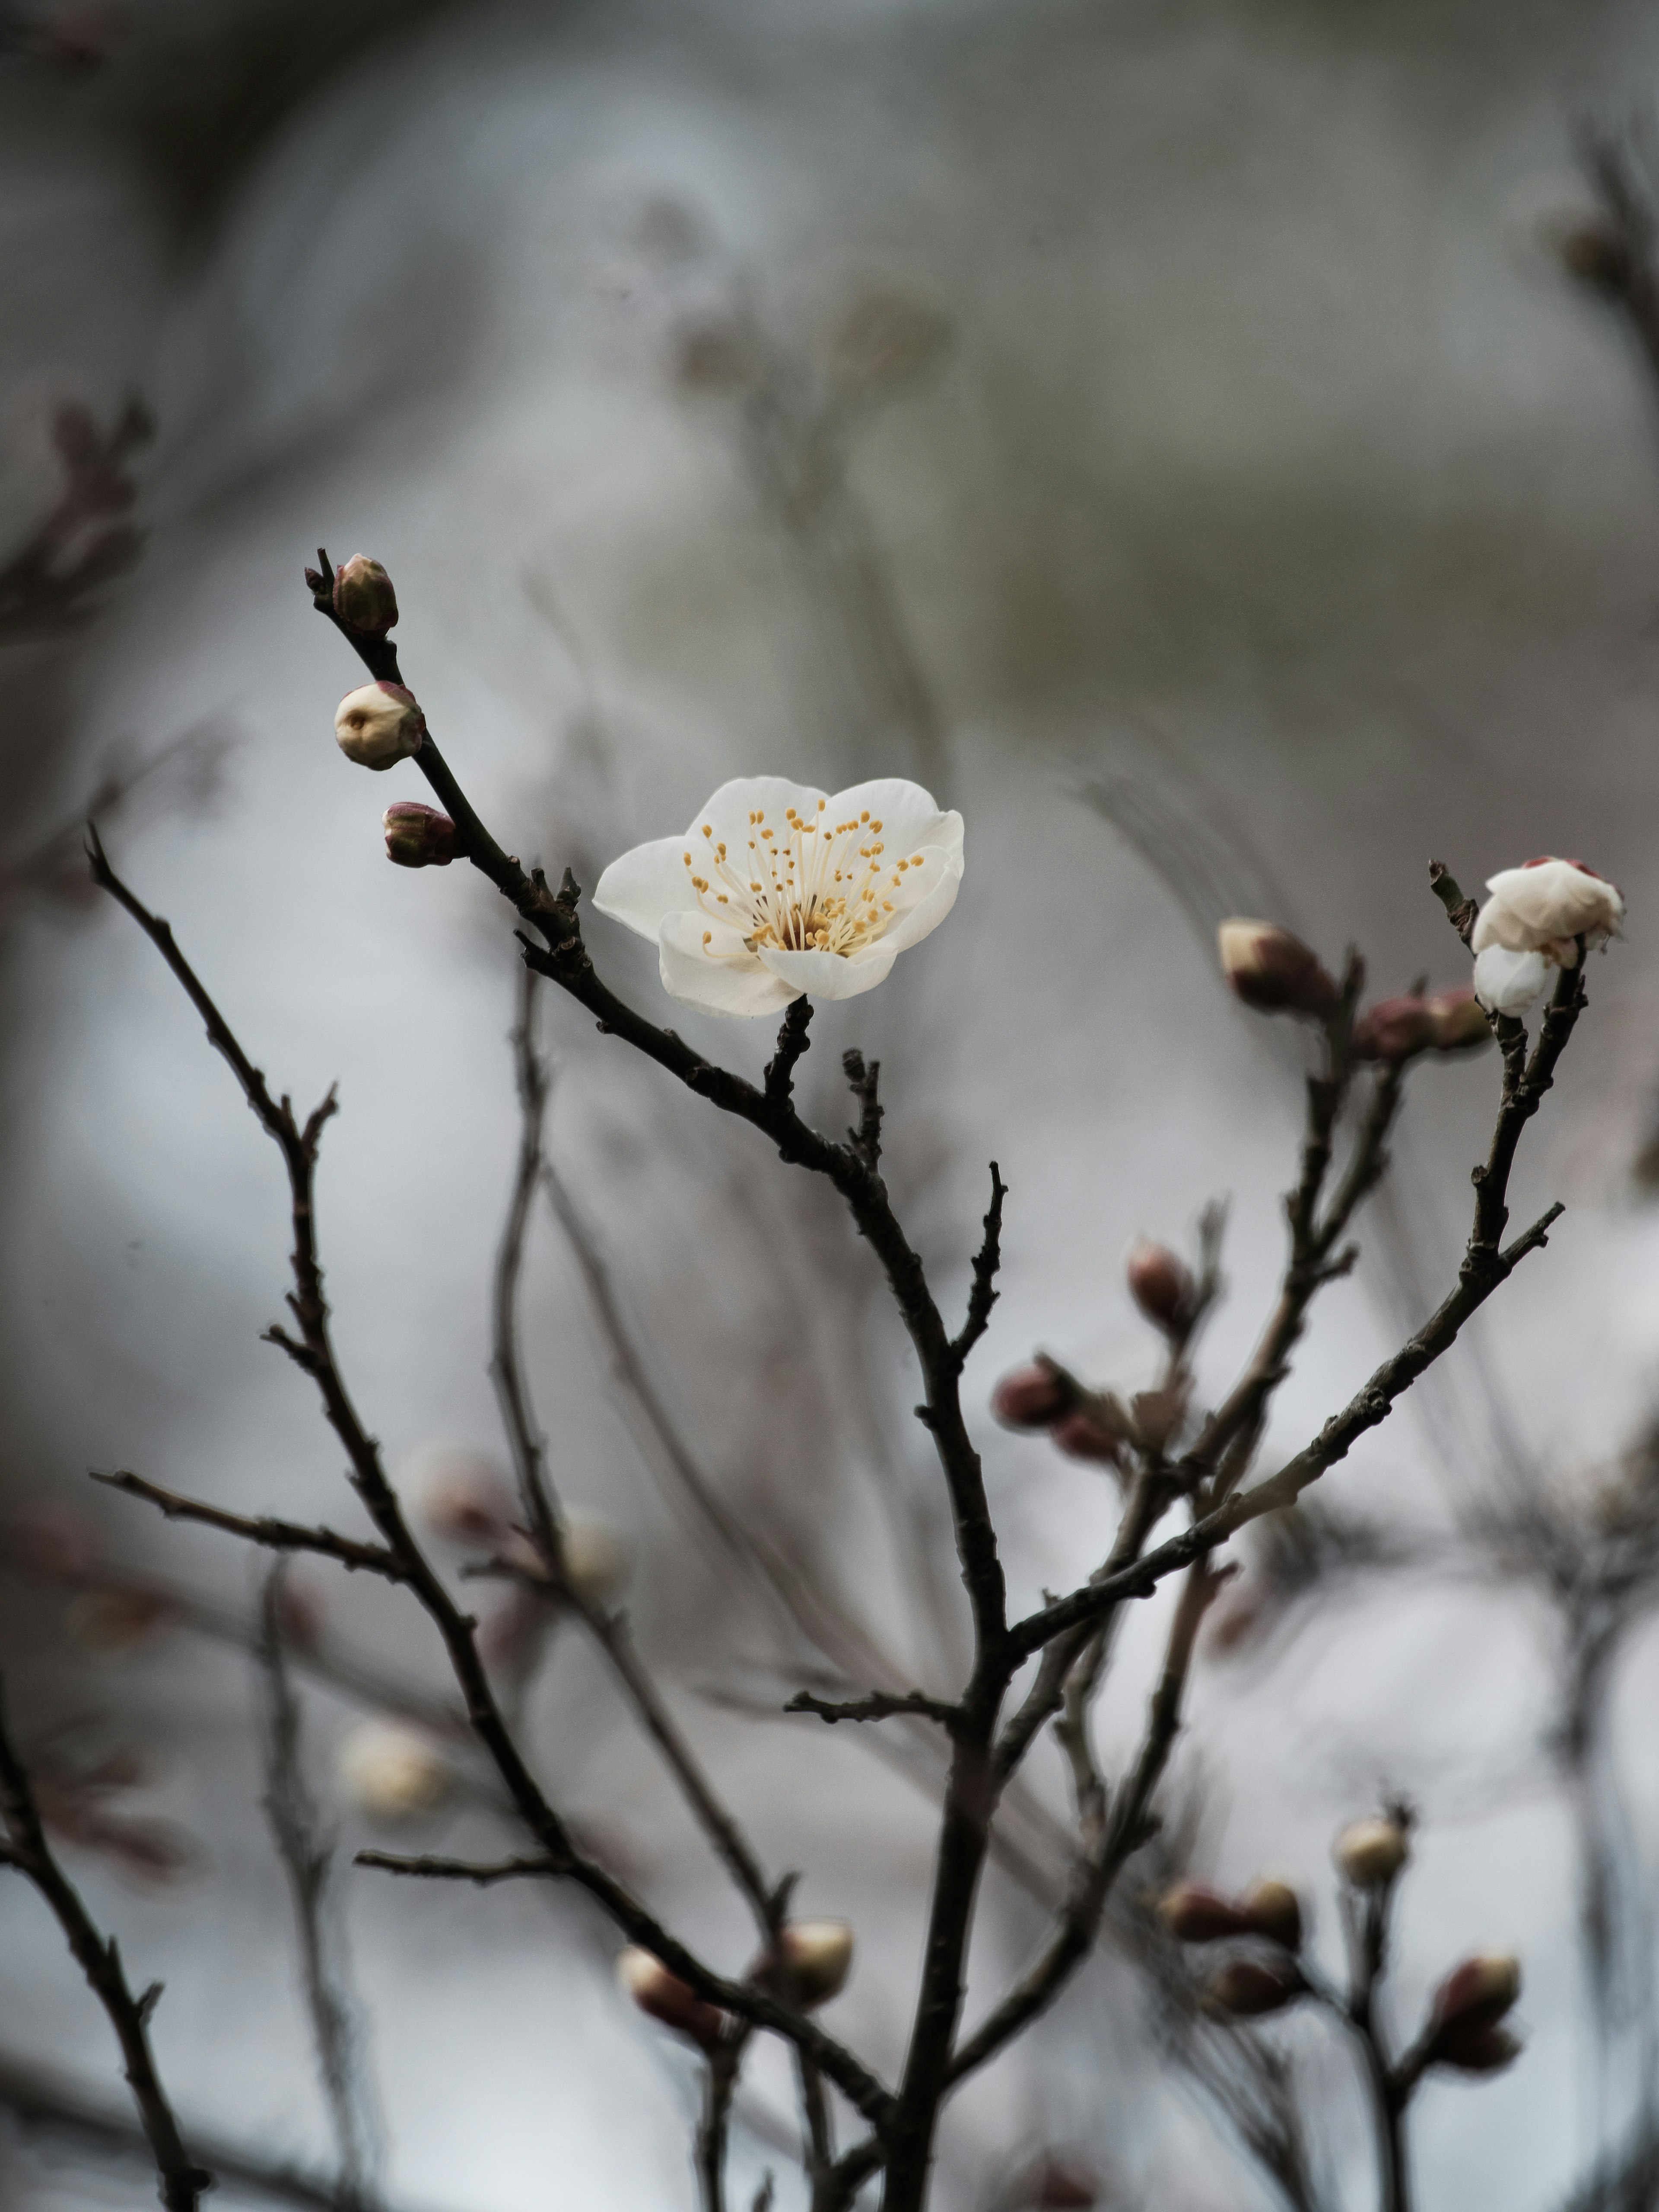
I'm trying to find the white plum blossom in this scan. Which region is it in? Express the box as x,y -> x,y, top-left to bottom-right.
1472,945 -> 1551,1016
334,680 -> 426,770
593,776 -> 964,1017
335,1719 -> 451,1821
1471,856 -> 1624,966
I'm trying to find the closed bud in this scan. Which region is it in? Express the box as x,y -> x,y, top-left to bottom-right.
1428,1952 -> 1521,2038
1333,1816 -> 1409,1889
336,1720 -> 451,1823
775,1918 -> 855,2007
561,1515 -> 632,1608
1430,2019 -> 1523,2074
1217,920 -> 1339,1018
1158,1882 -> 1252,1943
1127,1239 -> 1194,1334
992,1359 -> 1074,1430
333,554 -> 399,635
383,801 -> 455,868
1424,984 -> 1491,1052
1206,1957 -> 1306,2017
617,1946 -> 725,2050
1239,1878 -> 1303,1951
335,682 -> 425,771
1352,995 -> 1436,1063
1050,1401 -> 1126,1468
413,1451 -> 516,1547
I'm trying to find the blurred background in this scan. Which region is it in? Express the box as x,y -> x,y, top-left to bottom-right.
3,0 -> 1659,2206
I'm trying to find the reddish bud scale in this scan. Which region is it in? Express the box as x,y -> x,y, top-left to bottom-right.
1127,1238 -> 1194,1333
383,801 -> 456,868
992,1360 -> 1074,1430
1208,1958 -> 1306,2017
333,553 -> 399,636
1159,1883 -> 1252,1943
1429,1952 -> 1521,2035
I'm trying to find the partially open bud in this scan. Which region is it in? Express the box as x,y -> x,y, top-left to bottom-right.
561,1515 -> 632,1608
617,1946 -> 725,2051
332,554 -> 399,636
1217,920 -> 1339,1018
1126,1239 -> 1195,1335
1333,1816 -> 1409,1889
335,682 -> 425,770
1472,857 -> 1624,967
1206,1957 -> 1306,2018
66,1589 -> 173,1654
336,1721 -> 451,1823
1239,1878 -> 1303,1952
1424,984 -> 1491,1052
1424,1953 -> 1522,2072
992,1359 -> 1075,1430
774,1919 -> 855,2008
383,801 -> 455,868
1352,995 -> 1436,1064
1158,1882 -> 1252,1943
1473,945 -> 1549,1017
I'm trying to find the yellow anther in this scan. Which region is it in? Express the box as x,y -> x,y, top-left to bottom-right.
702,931 -> 712,945
702,824 -> 712,838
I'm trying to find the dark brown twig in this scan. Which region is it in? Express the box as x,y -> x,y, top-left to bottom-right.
91,1470 -> 402,1582
0,1678 -> 210,2211
784,1689 -> 962,1733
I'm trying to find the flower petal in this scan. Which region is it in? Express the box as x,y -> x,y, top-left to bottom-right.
594,836 -> 700,941
1472,945 -> 1549,1015
658,910 -> 800,1018
824,779 -> 963,864
871,843 -> 964,954
689,777 -> 831,850
757,944 -> 899,1000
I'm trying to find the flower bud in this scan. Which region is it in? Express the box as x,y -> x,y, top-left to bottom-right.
1126,1239 -> 1195,1334
775,1918 -> 855,2007
332,554 -> 399,636
1472,857 -> 1624,966
1333,1816 -> 1409,1889
1352,995 -> 1436,1063
617,1946 -> 725,2051
1028,2159 -> 1099,2207
1424,984 -> 1491,1052
1424,1953 -> 1523,2072
336,1720 -> 451,1823
383,801 -> 455,868
66,1589 -> 173,1654
561,1515 -> 632,1608
1049,1403 -> 1125,1468
992,1360 -> 1074,1430
1217,920 -> 1339,1018
1472,945 -> 1548,1016
1206,1958 -> 1306,2017
1239,1878 -> 1303,1952
1158,1882 -> 1252,1943
335,682 -> 425,771
412,1450 -> 516,1547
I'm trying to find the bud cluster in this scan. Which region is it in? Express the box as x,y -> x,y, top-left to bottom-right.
1352,985 -> 1491,1063
1159,1875 -> 1308,2019
1420,1951 -> 1523,2075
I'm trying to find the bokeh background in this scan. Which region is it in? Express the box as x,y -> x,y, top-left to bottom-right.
4,1 -> 1659,2207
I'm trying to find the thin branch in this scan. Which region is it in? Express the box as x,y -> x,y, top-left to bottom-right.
0,1678 -> 210,2211
784,1689 -> 962,1732
91,1470 -> 402,1582
257,1567 -> 382,2210
948,1164 -> 1006,1370
354,1851 -> 560,1886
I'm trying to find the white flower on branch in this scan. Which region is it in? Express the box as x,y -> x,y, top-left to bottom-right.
593,775 -> 964,1017
1471,855 -> 1624,966
335,1720 -> 451,1823
334,681 -> 425,771
1472,944 -> 1550,1015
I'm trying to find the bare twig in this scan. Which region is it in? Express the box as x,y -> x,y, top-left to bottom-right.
784,1688 -> 961,1733
91,1470 -> 402,1582
0,1678 -> 210,2211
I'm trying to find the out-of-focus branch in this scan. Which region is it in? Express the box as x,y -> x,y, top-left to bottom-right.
0,1678 -> 210,2211
90,836 -> 893,2134
0,397 -> 151,642
257,1567 -> 382,2211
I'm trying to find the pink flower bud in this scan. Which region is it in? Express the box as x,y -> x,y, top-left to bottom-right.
1217,920 -> 1339,1018
1239,1878 -> 1303,1951
1206,1958 -> 1306,2017
383,801 -> 455,868
774,1918 -> 855,2008
992,1360 -> 1074,1430
1126,1239 -> 1195,1334
332,554 -> 399,636
1049,1405 -> 1125,1468
1158,1883 -> 1252,1943
1333,1816 -> 1409,1889
1424,984 -> 1491,1053
617,1946 -> 725,2051
1429,1952 -> 1521,2034
1351,995 -> 1437,1063
335,682 -> 424,771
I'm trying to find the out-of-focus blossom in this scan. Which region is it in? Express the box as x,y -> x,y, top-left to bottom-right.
1239,1877 -> 1303,1951
6,1503 -> 98,1584
412,1450 -> 517,1547
1424,1953 -> 1523,2072
66,1588 -> 173,1653
1216,920 -> 1338,1017
1333,1815 -> 1409,1888
773,1918 -> 854,2007
561,1515 -> 632,1608
383,801 -> 455,868
335,682 -> 425,770
1126,1238 -> 1194,1334
991,1360 -> 1074,1430
617,1947 -> 724,2050
332,554 -> 399,636
594,777 -> 963,1017
1472,945 -> 1550,1016
1206,1957 -> 1306,2016
1158,1883 -> 1252,1943
1352,995 -> 1437,1063
1472,857 -> 1624,966
1424,983 -> 1491,1051
336,1720 -> 451,1822
828,288 -> 951,401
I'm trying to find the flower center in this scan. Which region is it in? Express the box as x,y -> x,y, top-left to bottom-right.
681,800 -> 928,960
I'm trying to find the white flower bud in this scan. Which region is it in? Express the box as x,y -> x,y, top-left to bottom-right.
336,1720 -> 451,1822
1332,1816 -> 1409,1889
617,1946 -> 724,2050
1473,945 -> 1549,1015
775,1918 -> 854,2008
334,682 -> 425,771
1472,856 -> 1624,965
561,1515 -> 632,1608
